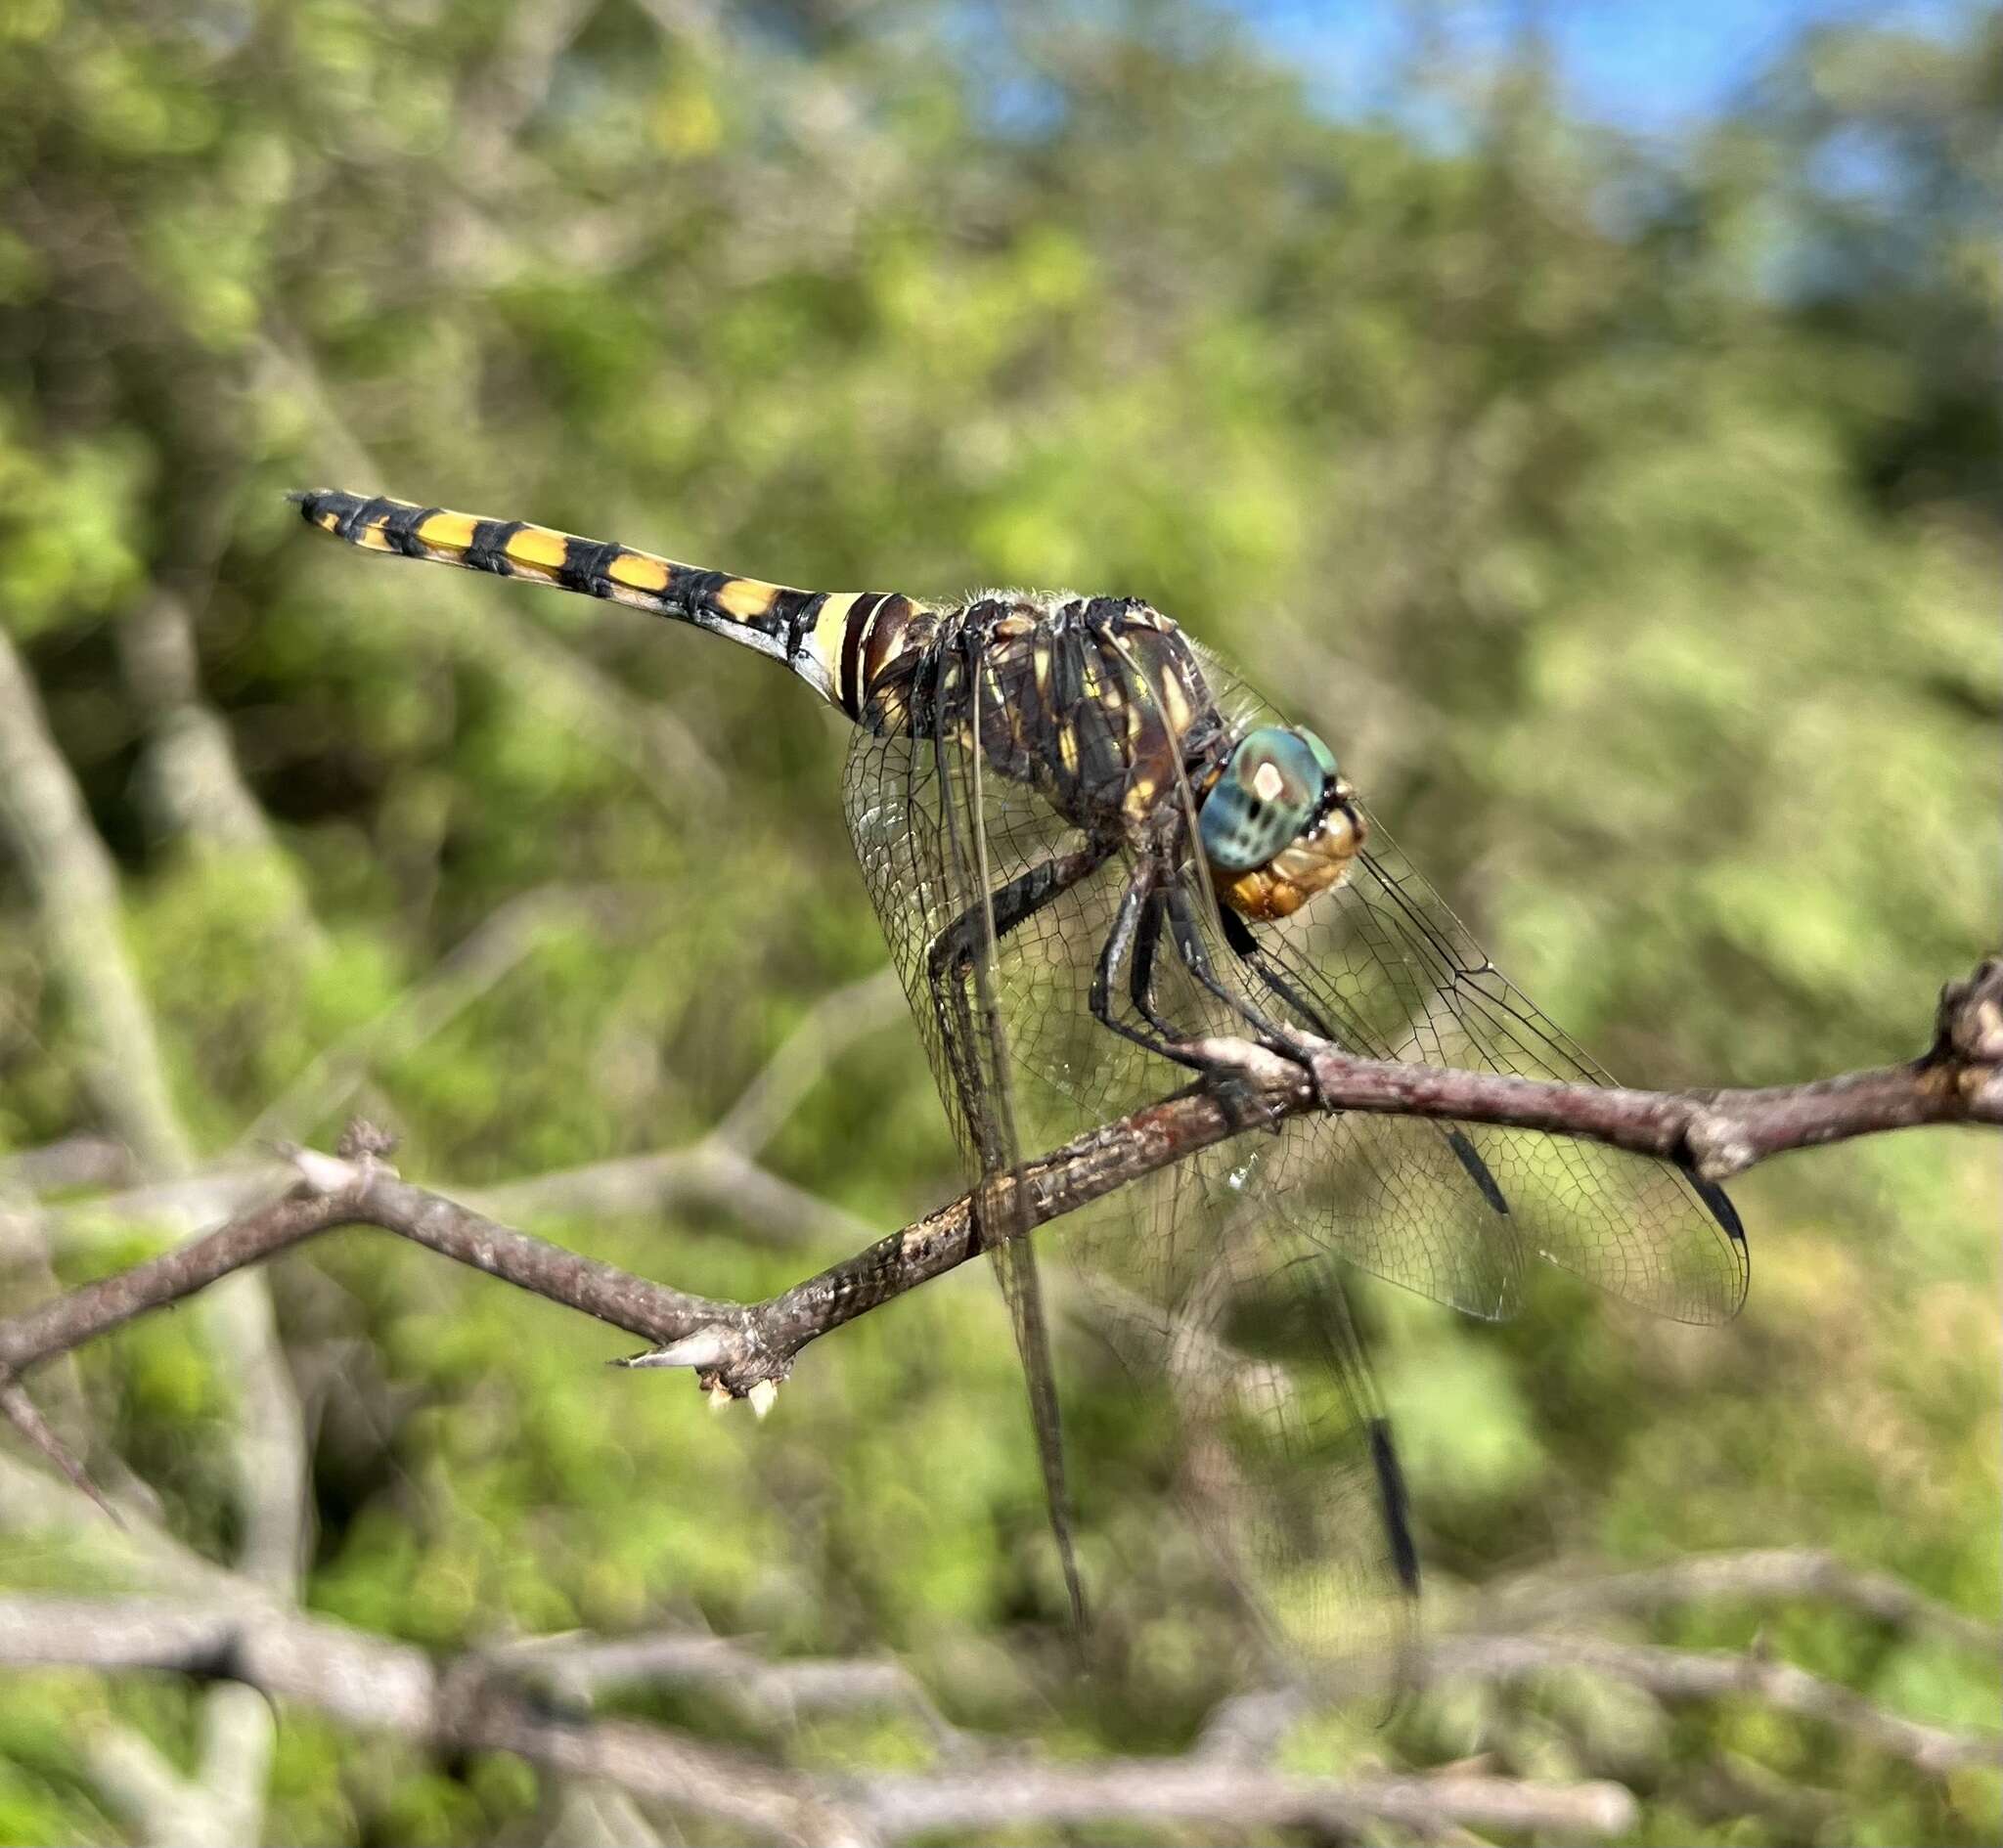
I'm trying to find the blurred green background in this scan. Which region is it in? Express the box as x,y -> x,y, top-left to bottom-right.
0,0 -> 1996,1842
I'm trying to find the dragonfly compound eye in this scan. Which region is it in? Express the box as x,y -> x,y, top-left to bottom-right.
1199,727 -> 1327,873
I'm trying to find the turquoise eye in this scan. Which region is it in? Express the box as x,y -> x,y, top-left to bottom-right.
1199,727 -> 1327,872
1301,728 -> 1340,784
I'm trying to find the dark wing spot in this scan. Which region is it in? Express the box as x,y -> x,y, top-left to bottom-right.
1368,1417 -> 1421,1597
1447,1129 -> 1510,1216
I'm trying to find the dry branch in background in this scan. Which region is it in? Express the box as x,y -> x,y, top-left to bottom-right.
0,609 -> 317,1843
0,626 -> 193,1177
0,1550 -> 1991,1846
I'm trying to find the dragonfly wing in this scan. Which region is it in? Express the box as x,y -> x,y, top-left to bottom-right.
1062,878 -> 1421,1679
1181,638 -> 1747,1325
1233,808 -> 1748,1325
843,624 -> 1100,1627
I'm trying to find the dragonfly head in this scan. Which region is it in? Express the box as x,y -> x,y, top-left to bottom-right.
1198,726 -> 1365,920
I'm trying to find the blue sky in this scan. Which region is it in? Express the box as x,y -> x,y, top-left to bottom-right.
1236,0 -> 1973,131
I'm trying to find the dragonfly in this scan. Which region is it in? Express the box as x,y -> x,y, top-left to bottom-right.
293,486 -> 1748,1664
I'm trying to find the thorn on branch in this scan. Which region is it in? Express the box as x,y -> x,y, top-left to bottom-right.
623,1329 -> 733,1371
615,1323 -> 791,1412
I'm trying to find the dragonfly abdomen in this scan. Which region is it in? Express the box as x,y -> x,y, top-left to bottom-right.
292,487 -> 941,720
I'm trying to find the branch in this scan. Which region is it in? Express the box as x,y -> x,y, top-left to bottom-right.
497,1626 -> 968,1755
856,1762 -> 1635,1841
1269,955 -> 2003,1182
2,958 -> 2000,1409
0,1596 -> 848,1845
0,1594 -> 1640,1845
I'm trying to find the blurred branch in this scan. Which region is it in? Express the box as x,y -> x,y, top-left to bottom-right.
4,958 -> 2002,1419
0,1449 -> 255,1604
0,1134 -> 136,1195
475,966 -> 904,1246
498,1625 -> 968,1754
472,1142 -> 876,1250
0,1595 -> 848,1845
710,969 -> 907,1156
87,1683 -> 275,1848
1477,1546 -> 2002,1657
115,582 -> 334,982
858,1763 -> 1635,1841
0,1592 -> 1641,1845
1390,1632 -> 2002,1777
17,568 -> 312,1848
0,626 -> 193,1175
1201,1562 -> 2003,1782
41,964 -> 903,1252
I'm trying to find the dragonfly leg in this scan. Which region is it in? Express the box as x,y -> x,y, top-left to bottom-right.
1088,862 -> 1213,1070
1161,886 -> 1303,1049
1082,869 -> 1285,1135
924,842 -> 1110,998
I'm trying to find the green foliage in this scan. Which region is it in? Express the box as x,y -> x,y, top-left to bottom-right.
0,1 -> 1994,1841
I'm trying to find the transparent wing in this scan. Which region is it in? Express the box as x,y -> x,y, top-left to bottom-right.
1185,639 -> 1748,1325
1058,1041 -> 1422,1680
842,621 -> 1094,1628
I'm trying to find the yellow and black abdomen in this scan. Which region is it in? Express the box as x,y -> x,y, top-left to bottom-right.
291,487 -> 938,723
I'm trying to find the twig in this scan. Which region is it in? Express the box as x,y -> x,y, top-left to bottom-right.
4,956 -> 2002,1408
1244,954 -> 2003,1183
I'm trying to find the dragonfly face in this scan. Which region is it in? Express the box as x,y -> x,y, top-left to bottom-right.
1198,725 -> 1367,921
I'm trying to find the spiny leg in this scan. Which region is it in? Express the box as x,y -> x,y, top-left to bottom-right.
1080,865 -> 1281,1131
1087,859 -> 1224,1069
